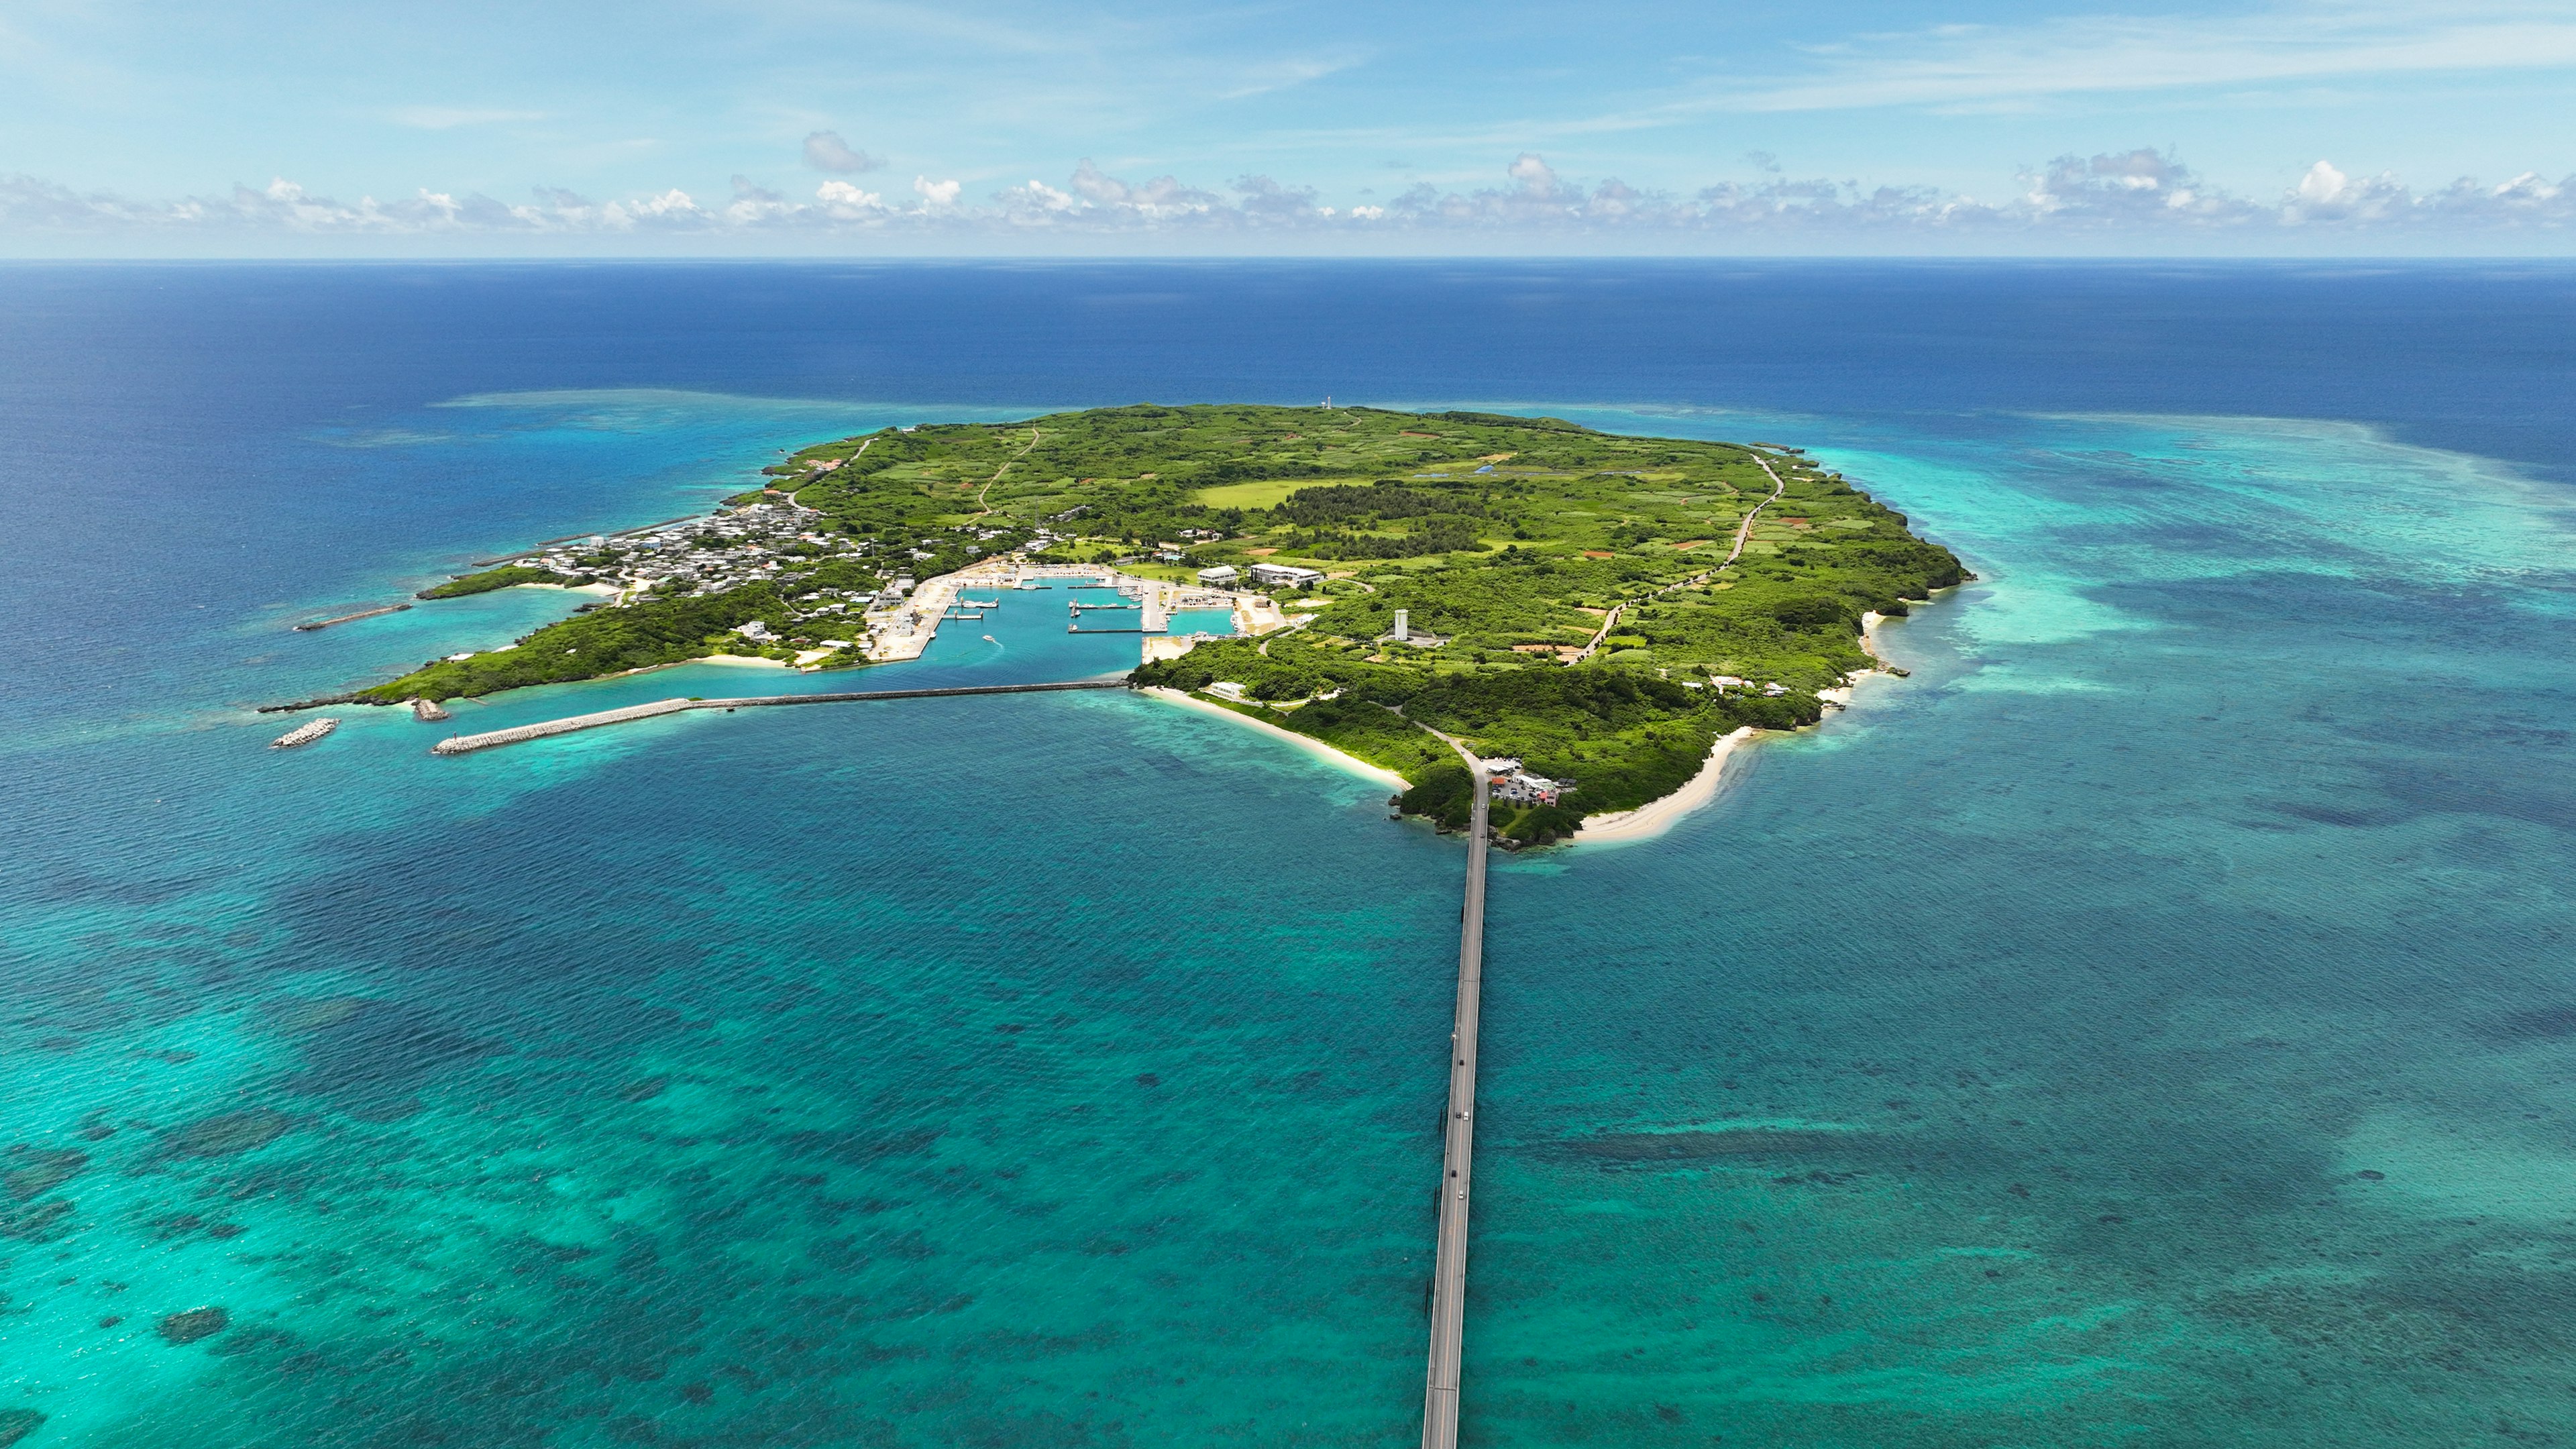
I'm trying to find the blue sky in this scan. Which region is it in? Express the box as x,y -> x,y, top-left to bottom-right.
3,0 -> 2573,253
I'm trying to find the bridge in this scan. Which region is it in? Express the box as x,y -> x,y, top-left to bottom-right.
431,663 -> 1504,1449
1421,745 -> 1491,1449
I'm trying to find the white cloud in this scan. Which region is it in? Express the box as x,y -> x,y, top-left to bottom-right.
1216,50 -> 1369,100
1720,3 -> 2576,113
1067,159 -> 1215,216
5,148 -> 2574,245
802,129 -> 884,173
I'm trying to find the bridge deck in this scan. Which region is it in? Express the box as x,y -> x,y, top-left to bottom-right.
1421,759 -> 1491,1449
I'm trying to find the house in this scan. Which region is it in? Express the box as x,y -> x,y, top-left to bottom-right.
1207,681 -> 1250,701
1479,757 -> 1522,775
1247,562 -> 1324,590
733,620 -> 775,641
1196,565 -> 1241,586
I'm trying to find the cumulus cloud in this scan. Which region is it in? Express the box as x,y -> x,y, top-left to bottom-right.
6,149 -> 2575,245
802,130 -> 884,174
1065,159 -> 1216,217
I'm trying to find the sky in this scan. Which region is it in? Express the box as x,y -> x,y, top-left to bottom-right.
2,0 -> 2573,254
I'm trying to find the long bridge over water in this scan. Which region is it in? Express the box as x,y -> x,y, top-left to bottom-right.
421,670 -> 1501,1446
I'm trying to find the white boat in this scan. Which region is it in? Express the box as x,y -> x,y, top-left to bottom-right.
272,717 -> 339,749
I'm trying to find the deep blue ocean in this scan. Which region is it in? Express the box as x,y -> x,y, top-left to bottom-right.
5,260 -> 2576,1448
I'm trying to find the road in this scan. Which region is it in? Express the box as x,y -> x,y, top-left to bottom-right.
1564,451 -> 1791,665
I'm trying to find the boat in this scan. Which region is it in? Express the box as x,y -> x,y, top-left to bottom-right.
272,717 -> 339,748
959,598 -> 1001,608
982,634 -> 999,644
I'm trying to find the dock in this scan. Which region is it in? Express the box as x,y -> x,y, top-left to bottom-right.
1421,761 -> 1491,1449
429,680 -> 1128,754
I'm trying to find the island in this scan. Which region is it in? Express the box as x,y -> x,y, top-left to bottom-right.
333,405 -> 1967,845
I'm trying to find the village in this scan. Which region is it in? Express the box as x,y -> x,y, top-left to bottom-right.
471,494 -> 1295,672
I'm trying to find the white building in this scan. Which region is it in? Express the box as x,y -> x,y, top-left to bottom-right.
1392,608 -> 1409,642
1247,563 -> 1324,590
1197,565 -> 1240,586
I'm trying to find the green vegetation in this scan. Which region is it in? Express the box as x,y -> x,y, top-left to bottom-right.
355,586 -> 794,702
415,565 -> 567,599
352,405 -> 1964,840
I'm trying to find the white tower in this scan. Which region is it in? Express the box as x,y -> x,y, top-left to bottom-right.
1393,608 -> 1410,643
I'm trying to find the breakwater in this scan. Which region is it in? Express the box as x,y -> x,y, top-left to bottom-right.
430,679 -> 1128,755
293,603 -> 411,631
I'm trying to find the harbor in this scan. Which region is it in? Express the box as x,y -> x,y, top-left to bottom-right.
860,560 -> 1281,665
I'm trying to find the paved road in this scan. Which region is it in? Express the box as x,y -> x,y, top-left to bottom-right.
1421,736 -> 1491,1449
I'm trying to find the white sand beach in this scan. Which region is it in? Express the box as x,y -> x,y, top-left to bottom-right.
1577,610 -> 1909,845
1572,727 -> 1756,846
1140,687 -> 1410,791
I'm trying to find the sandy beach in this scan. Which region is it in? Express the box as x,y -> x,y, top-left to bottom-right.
1577,611 -> 1906,845
1572,727 -> 1756,846
1140,687 -> 1410,791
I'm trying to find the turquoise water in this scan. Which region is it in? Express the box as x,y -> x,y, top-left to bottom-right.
5,264 -> 2576,1446
1163,608 -> 1238,637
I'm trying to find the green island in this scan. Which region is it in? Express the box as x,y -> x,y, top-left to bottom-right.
348,405 -> 1966,843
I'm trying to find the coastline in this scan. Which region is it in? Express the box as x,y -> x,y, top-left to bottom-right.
1139,687 -> 1411,792
1572,611 -> 1902,846
1572,727 -> 1756,846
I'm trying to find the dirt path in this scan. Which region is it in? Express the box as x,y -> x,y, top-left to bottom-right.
1563,452 -> 1790,666
972,427 -> 1041,522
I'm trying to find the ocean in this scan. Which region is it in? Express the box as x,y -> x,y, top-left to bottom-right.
3,260 -> 2575,1447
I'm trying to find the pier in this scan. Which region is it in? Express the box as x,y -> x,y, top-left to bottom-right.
1421,755 -> 1491,1449
429,680 -> 1127,754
